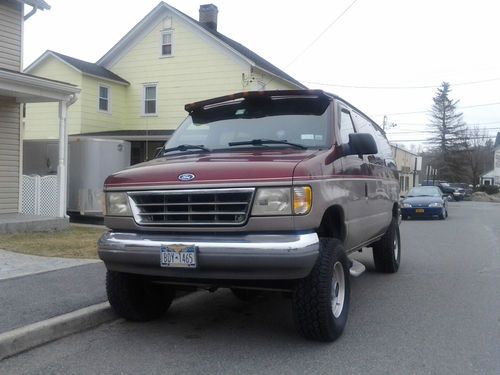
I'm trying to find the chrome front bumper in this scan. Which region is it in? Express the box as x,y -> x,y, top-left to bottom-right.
98,231 -> 320,280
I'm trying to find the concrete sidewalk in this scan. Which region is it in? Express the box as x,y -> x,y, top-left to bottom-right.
0,249 -> 100,281
0,251 -> 107,334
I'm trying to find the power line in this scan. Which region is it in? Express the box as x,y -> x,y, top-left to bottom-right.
373,101 -> 500,117
302,76 -> 500,90
387,135 -> 497,142
387,127 -> 500,135
396,120 -> 500,126
285,0 -> 359,69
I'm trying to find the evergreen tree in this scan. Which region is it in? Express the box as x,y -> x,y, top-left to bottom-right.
427,82 -> 467,181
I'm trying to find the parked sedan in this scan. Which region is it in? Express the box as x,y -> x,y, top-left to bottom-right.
401,186 -> 448,220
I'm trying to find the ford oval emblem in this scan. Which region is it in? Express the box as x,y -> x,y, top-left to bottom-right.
178,173 -> 195,181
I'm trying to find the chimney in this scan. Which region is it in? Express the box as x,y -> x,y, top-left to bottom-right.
199,4 -> 218,31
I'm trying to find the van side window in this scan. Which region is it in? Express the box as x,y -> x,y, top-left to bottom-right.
339,109 -> 355,144
351,112 -> 393,163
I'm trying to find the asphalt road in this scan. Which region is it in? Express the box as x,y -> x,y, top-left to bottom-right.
2,201 -> 499,374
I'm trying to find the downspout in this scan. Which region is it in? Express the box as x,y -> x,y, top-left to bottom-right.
57,93 -> 79,218
24,5 -> 37,21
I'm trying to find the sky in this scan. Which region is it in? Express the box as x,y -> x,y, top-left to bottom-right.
23,0 -> 500,150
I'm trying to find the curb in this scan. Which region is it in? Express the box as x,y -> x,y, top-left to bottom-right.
0,302 -> 116,361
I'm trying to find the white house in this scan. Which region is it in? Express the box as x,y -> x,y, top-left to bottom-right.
480,132 -> 500,186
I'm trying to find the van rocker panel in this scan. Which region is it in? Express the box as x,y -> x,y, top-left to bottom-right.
98,231 -> 320,280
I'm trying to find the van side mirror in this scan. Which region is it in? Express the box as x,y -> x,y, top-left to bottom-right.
342,133 -> 378,157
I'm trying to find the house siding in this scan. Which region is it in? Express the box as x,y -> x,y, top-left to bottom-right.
0,96 -> 20,214
24,56 -> 83,139
109,12 -> 250,132
80,76 -> 126,134
0,0 -> 22,71
250,68 -> 299,91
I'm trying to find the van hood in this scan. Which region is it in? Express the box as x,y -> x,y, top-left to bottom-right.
104,150 -> 320,189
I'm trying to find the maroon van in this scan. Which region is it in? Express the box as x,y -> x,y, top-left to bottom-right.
98,90 -> 401,342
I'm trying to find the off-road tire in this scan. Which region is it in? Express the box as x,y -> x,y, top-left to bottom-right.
230,288 -> 262,301
372,219 -> 401,273
292,238 -> 350,342
106,271 -> 175,321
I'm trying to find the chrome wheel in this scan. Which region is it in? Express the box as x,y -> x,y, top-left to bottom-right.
331,261 -> 346,318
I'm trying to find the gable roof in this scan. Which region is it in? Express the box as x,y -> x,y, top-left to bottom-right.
19,0 -> 51,10
97,1 -> 306,89
25,51 -> 129,85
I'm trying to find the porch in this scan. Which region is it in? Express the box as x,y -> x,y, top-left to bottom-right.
0,68 -> 80,232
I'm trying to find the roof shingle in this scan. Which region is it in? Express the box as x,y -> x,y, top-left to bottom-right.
49,51 -> 129,84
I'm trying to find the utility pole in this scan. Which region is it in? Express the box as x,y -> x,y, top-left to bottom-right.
382,115 -> 396,132
413,156 -> 417,187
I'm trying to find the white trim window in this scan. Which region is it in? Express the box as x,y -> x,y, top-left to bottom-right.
143,84 -> 157,115
98,85 -> 110,112
161,31 -> 173,57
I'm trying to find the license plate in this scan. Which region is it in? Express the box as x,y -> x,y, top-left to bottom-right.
416,208 -> 424,213
160,244 -> 197,268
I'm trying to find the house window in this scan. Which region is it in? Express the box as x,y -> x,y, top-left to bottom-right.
161,31 -> 173,56
98,85 -> 110,112
143,85 -> 157,115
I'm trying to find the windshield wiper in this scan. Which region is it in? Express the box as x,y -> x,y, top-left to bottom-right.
161,144 -> 211,155
228,139 -> 307,149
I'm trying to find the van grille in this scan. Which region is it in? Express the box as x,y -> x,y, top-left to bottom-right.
128,188 -> 255,226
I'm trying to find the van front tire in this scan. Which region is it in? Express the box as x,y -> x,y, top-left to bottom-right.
292,238 -> 350,342
106,271 -> 175,321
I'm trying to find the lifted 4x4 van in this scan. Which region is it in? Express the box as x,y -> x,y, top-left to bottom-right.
98,90 -> 401,342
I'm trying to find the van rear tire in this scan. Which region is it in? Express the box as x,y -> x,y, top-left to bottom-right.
372,220 -> 401,273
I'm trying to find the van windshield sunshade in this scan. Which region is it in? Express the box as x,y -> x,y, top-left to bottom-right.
190,95 -> 330,124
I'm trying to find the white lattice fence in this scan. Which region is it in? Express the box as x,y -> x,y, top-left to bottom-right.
21,176 -> 37,215
21,175 -> 59,216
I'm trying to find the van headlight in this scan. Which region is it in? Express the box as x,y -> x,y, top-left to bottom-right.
252,187 -> 312,216
252,188 -> 291,216
105,192 -> 132,216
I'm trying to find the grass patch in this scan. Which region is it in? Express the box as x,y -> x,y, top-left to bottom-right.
0,225 -> 106,259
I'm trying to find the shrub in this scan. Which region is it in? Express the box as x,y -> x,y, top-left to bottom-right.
476,185 -> 500,195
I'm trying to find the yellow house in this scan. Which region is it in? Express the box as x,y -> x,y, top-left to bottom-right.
24,2 -> 305,163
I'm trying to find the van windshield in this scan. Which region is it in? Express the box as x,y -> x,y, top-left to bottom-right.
164,96 -> 332,152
